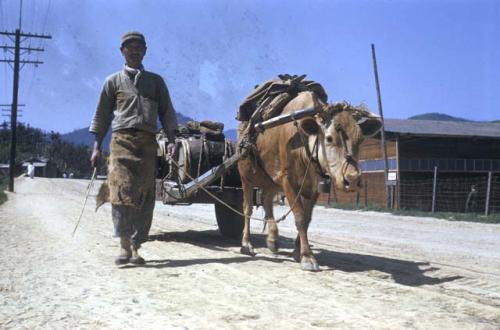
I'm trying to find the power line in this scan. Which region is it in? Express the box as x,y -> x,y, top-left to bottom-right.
29,0 -> 36,34
0,1 -> 5,31
0,0 -> 9,107
40,0 -> 51,40
26,0 -> 52,102
19,0 -> 23,29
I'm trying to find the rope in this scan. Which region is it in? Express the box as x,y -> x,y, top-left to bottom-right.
196,136 -> 205,179
180,138 -> 191,181
275,136 -> 315,223
166,151 -> 311,223
166,154 -> 266,222
164,131 -> 315,225
220,138 -> 233,190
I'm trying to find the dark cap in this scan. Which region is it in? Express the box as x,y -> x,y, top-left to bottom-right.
121,31 -> 146,47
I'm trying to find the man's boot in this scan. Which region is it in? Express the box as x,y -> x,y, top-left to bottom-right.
115,237 -> 132,265
130,244 -> 146,265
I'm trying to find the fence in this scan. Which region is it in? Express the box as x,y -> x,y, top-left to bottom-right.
399,172 -> 499,215
323,171 -> 500,216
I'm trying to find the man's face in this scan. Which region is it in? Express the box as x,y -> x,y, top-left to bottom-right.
121,40 -> 146,68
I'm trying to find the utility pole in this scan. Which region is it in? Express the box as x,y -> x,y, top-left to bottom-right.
371,44 -> 391,208
1,30 -> 51,192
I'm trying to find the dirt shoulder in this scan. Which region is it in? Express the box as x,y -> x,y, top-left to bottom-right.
1,177 -> 499,329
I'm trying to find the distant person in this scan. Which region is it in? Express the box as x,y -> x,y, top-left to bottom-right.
62,173 -> 67,178
89,32 -> 177,265
69,172 -> 74,179
27,162 -> 35,179
465,184 -> 478,212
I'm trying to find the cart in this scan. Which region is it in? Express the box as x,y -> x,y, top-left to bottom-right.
155,130 -> 246,238
155,107 -> 318,238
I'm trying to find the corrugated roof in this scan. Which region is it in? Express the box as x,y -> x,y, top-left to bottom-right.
383,119 -> 500,138
22,162 -> 47,167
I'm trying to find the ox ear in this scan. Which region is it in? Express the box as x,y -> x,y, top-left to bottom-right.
358,116 -> 382,137
300,118 -> 320,135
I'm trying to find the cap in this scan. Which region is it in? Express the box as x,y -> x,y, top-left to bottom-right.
121,31 -> 146,47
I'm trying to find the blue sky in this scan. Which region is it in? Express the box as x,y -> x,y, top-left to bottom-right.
1,0 -> 499,134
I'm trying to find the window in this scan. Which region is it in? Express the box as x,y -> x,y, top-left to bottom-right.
398,158 -> 499,172
360,158 -> 397,172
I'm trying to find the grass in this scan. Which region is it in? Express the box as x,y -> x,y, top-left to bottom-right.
325,202 -> 500,224
0,176 -> 7,205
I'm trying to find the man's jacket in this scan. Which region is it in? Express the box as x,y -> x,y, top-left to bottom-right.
90,69 -> 177,137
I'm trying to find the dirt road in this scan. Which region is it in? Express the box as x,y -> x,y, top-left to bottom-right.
1,177 -> 499,329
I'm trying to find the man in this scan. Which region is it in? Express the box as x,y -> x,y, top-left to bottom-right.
27,162 -> 35,179
89,32 -> 177,265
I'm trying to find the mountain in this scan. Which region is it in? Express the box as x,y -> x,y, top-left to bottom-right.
407,112 -> 500,123
0,122 -> 94,178
61,127 -> 110,150
408,113 -> 471,122
61,112 -> 196,151
175,112 -> 195,125
60,112 -> 240,149
224,129 -> 237,141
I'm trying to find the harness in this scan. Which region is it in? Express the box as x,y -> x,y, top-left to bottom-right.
293,113 -> 358,179
294,120 -> 329,180
295,114 -> 360,187
334,121 -> 360,185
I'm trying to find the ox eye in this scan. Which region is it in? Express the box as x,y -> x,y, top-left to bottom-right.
326,135 -> 333,144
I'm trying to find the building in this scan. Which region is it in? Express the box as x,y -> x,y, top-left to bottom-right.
22,157 -> 58,178
0,163 -> 12,177
325,119 -> 500,214
0,162 -> 23,177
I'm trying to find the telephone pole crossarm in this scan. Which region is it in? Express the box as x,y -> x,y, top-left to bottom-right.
1,45 -> 45,52
0,59 -> 44,65
0,31 -> 51,39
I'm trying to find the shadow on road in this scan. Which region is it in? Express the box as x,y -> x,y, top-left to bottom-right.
121,255 -> 292,270
314,250 -> 462,286
146,229 -> 462,287
149,230 -> 241,251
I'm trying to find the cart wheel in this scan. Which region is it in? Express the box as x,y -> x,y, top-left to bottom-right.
215,200 -> 244,239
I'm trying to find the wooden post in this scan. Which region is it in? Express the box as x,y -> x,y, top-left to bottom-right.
364,180 -> 368,207
485,171 -> 492,216
355,192 -> 360,208
391,186 -> 396,209
371,44 -> 390,208
7,29 -> 20,192
327,182 -> 332,206
432,166 -> 438,213
395,136 -> 400,209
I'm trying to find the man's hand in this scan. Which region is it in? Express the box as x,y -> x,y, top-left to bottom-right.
90,148 -> 101,168
167,142 -> 176,157
90,136 -> 104,168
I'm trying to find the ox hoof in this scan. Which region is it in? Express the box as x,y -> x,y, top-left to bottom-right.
301,262 -> 320,272
240,246 -> 256,256
266,239 -> 279,254
300,257 -> 320,272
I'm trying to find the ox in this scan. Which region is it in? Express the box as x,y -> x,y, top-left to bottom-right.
237,91 -> 382,271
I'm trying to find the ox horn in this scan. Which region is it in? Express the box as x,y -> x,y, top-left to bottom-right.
318,102 -> 345,119
355,108 -> 382,137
